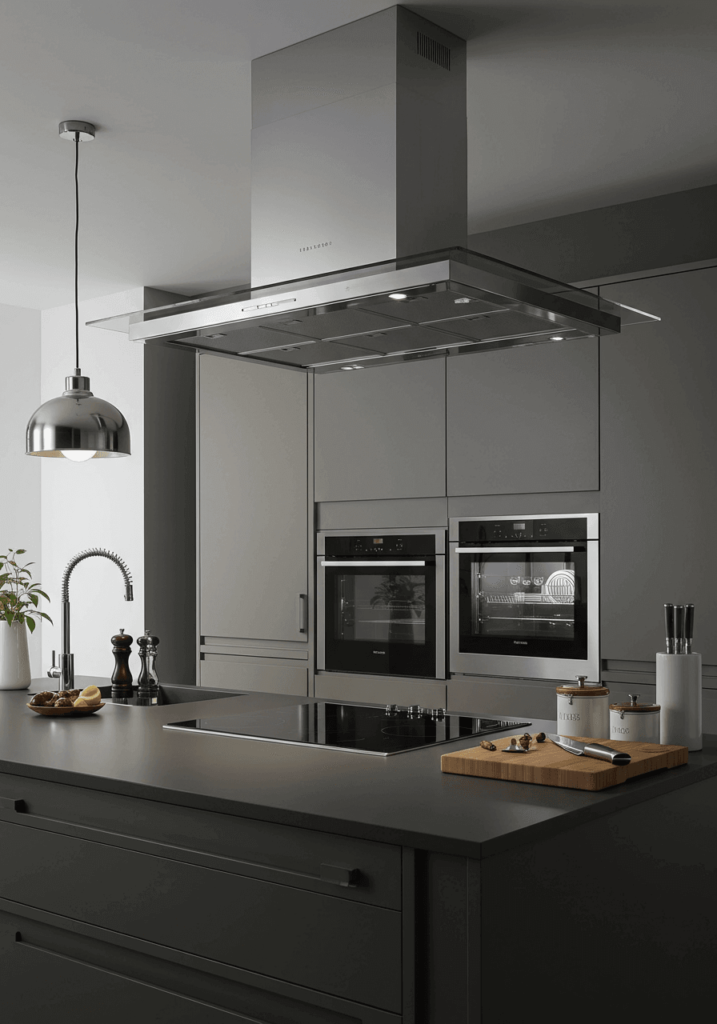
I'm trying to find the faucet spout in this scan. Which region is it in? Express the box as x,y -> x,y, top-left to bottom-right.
57,548 -> 134,689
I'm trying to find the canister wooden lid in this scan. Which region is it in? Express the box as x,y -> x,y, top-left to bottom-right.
606,692 -> 659,716
556,685 -> 610,696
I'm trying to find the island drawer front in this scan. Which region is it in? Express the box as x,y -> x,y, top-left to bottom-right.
0,773 -> 401,910
1,903 -> 400,1024
0,821 -> 402,1013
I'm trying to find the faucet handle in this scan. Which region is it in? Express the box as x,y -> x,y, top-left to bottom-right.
47,650 -> 61,679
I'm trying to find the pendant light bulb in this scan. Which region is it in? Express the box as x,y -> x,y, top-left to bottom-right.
26,122 -> 131,459
61,450 -> 97,462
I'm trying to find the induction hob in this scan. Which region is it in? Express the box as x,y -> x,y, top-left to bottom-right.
164,701 -> 531,756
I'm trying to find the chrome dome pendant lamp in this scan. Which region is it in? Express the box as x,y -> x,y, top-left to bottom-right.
26,120 -> 130,460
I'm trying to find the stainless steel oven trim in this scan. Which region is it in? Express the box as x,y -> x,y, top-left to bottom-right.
448,512 -> 599,543
449,515 -> 599,682
317,528 -> 446,679
455,546 -> 576,554
320,560 -> 427,567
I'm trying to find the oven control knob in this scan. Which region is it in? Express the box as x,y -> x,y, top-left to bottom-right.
408,705 -> 422,716
385,704 -> 399,715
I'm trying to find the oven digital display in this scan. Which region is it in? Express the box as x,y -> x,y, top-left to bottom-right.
372,538 -> 383,544
513,523 -> 526,530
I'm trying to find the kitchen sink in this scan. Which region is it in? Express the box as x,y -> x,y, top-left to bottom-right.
98,683 -> 241,708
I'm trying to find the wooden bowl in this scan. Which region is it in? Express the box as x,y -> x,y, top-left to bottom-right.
27,702 -> 104,717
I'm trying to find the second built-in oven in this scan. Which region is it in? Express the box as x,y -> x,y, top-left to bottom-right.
450,514 -> 599,681
318,529 -> 446,679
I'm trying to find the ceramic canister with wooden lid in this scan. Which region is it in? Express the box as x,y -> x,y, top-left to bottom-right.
556,676 -> 610,739
610,693 -> 661,743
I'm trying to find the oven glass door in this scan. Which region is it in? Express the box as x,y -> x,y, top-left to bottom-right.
323,559 -> 437,677
457,546 -> 588,660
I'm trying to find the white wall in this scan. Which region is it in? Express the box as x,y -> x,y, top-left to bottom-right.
0,302 -> 42,676
40,289 -> 146,680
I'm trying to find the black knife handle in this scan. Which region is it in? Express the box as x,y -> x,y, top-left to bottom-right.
674,605 -> 685,654
685,604 -> 695,653
664,603 -> 675,654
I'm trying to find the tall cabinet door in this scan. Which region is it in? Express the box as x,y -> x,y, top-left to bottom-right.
600,267 -> 717,665
199,354 -> 308,643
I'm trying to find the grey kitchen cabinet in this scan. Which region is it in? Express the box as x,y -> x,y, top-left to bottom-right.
201,652 -> 308,695
446,337 -> 599,496
314,357 -> 446,501
199,353 -> 309,643
315,670 -> 447,709
600,266 -> 717,665
0,774 -> 403,1023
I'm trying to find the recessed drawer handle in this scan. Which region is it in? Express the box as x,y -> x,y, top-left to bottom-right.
320,863 -> 360,888
0,797 -> 25,812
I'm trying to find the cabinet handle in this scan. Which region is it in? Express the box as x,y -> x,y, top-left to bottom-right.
0,796 -> 25,812
320,863 -> 360,888
298,593 -> 308,633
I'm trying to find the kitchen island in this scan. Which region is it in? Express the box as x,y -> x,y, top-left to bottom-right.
1,681 -> 715,1024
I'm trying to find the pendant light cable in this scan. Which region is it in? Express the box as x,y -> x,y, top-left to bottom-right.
74,131 -> 80,372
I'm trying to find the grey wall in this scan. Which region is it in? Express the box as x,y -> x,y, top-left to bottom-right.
0,303 -> 41,676
468,183 -> 717,285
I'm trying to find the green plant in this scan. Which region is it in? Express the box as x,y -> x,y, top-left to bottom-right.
0,549 -> 52,632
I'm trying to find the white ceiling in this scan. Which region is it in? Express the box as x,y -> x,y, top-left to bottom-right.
1,0 -> 716,309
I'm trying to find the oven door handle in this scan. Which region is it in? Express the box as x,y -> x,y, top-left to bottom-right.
455,546 -> 576,554
320,560 -> 427,567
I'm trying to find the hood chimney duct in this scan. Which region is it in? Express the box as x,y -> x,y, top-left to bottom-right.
250,6 -> 467,288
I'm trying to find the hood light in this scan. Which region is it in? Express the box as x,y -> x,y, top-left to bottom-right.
388,292 -> 408,300
550,334 -> 565,341
454,297 -> 471,304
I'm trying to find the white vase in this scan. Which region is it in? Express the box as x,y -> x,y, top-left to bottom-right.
0,620 -> 32,690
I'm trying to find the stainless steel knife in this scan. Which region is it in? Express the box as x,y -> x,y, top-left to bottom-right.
675,604 -> 685,654
548,734 -> 632,766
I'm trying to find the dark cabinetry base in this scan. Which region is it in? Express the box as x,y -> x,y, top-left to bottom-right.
1,901 -> 397,1024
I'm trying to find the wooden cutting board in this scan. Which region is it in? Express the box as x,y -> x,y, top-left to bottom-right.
441,735 -> 688,792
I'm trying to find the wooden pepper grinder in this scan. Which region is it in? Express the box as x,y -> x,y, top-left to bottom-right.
111,629 -> 134,697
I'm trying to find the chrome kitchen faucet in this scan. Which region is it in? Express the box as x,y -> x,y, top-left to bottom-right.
47,548 -> 133,688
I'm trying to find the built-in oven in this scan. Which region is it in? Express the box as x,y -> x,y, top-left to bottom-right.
318,529 -> 446,679
450,514 -> 599,682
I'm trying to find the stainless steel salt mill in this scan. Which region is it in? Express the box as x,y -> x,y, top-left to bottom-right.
137,629 -> 160,697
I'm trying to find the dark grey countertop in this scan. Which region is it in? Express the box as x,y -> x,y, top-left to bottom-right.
2,679 -> 716,858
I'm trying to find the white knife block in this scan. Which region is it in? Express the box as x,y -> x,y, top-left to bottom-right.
656,652 -> 702,751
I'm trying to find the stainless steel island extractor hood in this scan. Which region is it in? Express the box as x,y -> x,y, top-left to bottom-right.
93,6 -> 657,369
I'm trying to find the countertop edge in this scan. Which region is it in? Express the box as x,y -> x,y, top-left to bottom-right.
3,747 -> 716,861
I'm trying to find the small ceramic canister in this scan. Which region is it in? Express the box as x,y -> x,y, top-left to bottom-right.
556,675 -> 610,739
610,693 -> 661,743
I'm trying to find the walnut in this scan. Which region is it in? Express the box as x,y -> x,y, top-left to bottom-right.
519,733 -> 531,750
535,732 -> 546,743
480,740 -> 497,751
55,698 -> 74,707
